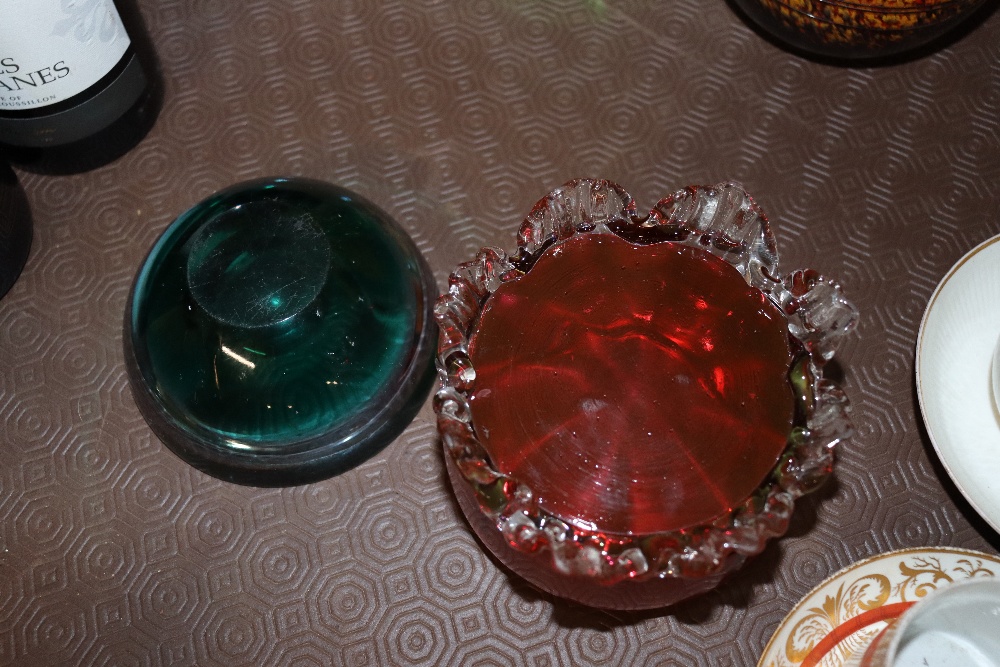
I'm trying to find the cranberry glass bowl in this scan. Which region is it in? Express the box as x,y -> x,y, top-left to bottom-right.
434,180 -> 857,609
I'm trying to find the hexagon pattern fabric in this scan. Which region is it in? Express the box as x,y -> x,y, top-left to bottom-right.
1,0 -> 1000,665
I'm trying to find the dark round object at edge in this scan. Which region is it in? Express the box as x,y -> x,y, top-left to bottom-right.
0,165 -> 32,300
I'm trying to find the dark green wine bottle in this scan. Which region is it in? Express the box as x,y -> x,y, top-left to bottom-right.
0,0 -> 161,173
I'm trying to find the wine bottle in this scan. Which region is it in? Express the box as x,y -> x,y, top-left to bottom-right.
0,0 -> 161,173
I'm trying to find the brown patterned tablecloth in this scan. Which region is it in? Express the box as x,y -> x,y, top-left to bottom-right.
3,1 -> 1000,665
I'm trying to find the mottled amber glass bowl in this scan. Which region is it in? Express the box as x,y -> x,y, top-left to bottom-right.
732,0 -> 988,60
434,180 -> 857,609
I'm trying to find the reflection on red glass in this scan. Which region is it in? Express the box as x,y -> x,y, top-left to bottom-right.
469,233 -> 793,535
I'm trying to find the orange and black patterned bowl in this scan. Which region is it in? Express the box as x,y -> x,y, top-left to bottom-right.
732,0 -> 990,60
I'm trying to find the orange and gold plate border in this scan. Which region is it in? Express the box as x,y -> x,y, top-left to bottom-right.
757,547 -> 1000,667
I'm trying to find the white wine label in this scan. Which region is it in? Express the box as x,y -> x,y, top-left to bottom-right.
0,0 -> 131,111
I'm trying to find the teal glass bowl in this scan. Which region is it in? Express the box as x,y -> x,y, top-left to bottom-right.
124,178 -> 437,485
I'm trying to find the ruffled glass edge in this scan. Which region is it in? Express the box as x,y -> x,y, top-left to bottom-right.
434,180 -> 858,585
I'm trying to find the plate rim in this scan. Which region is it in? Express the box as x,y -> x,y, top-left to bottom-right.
757,545 -> 1000,666
915,232 -> 1000,534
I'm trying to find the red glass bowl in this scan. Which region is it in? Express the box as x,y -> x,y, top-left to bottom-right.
434,181 -> 858,609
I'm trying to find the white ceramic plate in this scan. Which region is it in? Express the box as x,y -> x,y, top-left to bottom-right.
916,234 -> 1000,534
757,547 -> 1000,667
